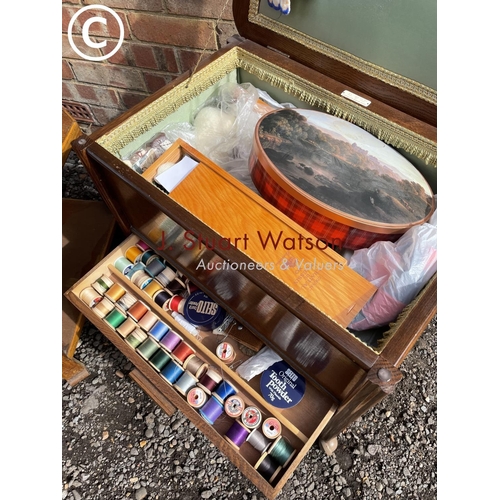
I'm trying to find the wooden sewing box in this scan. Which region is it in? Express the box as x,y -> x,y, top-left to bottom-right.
65,1 -> 437,498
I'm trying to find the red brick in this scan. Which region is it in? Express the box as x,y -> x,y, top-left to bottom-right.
62,6 -> 78,34
64,0 -> 80,4
74,83 -> 120,107
63,34 -> 102,60
71,60 -> 146,90
106,43 -> 131,66
143,72 -> 172,94
165,0 -> 234,21
216,21 -> 238,48
178,49 -> 212,73
120,91 -> 148,109
129,13 -> 217,50
92,106 -> 124,126
62,82 -> 74,100
131,44 -> 158,70
159,47 -> 179,73
83,0 -> 163,11
62,60 -> 74,79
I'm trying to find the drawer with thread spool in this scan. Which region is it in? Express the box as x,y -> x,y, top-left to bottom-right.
66,232 -> 339,496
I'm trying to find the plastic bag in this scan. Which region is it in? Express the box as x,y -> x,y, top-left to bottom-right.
236,346 -> 283,381
348,206 -> 437,331
122,132 -> 172,173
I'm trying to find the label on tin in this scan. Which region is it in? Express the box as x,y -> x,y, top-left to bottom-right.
183,291 -> 226,329
260,361 -> 305,409
241,406 -> 262,429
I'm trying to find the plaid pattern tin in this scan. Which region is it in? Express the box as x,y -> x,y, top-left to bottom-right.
250,159 -> 401,250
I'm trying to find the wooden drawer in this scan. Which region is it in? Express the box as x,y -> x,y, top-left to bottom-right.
65,232 -> 338,499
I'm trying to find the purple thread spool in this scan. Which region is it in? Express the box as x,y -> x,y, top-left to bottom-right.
199,396 -> 224,425
159,329 -> 182,352
224,420 -> 250,449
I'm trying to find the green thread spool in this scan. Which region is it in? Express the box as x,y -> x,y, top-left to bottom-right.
268,436 -> 296,468
104,308 -> 127,329
137,337 -> 160,360
126,328 -> 147,348
149,349 -> 171,372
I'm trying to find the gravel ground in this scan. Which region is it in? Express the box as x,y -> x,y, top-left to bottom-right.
62,152 -> 437,500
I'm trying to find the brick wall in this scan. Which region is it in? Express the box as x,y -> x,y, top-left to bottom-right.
62,0 -> 237,130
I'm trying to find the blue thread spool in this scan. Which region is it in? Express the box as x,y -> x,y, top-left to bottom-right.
149,320 -> 170,341
160,360 -> 184,385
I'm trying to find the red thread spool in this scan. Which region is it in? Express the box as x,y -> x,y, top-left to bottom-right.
171,341 -> 195,364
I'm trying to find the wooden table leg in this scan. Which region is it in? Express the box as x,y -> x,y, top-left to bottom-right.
62,353 -> 90,387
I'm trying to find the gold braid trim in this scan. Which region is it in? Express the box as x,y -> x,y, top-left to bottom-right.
248,0 -> 436,105
98,47 -> 436,166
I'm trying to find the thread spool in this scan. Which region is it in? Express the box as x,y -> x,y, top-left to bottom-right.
148,320 -> 170,341
143,280 -> 163,299
241,406 -> 262,429
114,256 -> 134,276
135,240 -> 151,252
127,301 -> 149,322
125,328 -> 148,348
246,429 -> 272,453
104,308 -> 127,329
184,355 -> 208,379
213,380 -> 237,403
149,349 -> 171,371
224,420 -> 250,449
131,270 -> 153,289
79,287 -> 103,308
138,311 -> 158,332
137,337 -> 160,360
159,329 -> 183,352
199,396 -> 224,425
185,280 -> 199,294
153,290 -> 170,309
145,258 -> 166,278
155,266 -> 177,287
173,370 -> 198,396
93,297 -> 114,318
169,295 -> 186,315
186,387 -> 207,409
125,246 -> 143,263
160,360 -> 184,385
216,341 -> 236,363
198,367 -> 223,394
140,250 -> 157,265
127,263 -> 146,280
262,417 -> 282,440
92,275 -> 114,294
166,277 -> 187,295
254,453 -> 282,483
171,341 -> 195,364
116,317 -> 137,338
104,283 -> 126,303
224,395 -> 245,418
268,436 -> 296,468
116,292 -> 137,311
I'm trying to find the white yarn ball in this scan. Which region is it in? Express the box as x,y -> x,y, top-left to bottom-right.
193,106 -> 236,154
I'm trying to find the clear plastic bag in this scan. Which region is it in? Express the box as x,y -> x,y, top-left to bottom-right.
348,206 -> 437,331
236,346 -> 283,381
122,132 -> 172,173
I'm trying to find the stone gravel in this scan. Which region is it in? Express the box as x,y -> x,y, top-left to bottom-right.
62,153 -> 437,499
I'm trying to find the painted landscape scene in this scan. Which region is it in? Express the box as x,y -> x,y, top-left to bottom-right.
257,109 -> 433,224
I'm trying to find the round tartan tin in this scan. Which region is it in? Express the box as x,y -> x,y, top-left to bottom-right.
250,108 -> 434,250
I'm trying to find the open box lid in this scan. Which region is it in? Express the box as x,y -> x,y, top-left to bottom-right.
234,0 -> 437,126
